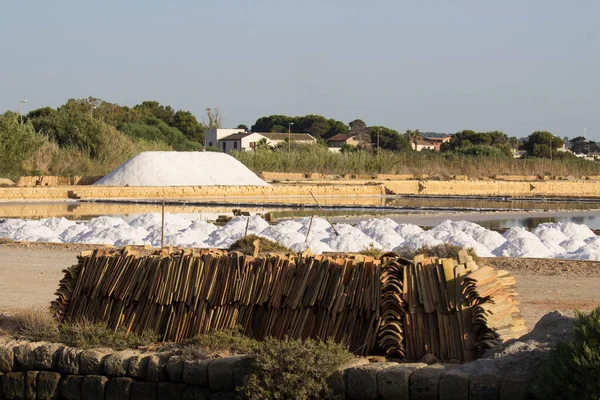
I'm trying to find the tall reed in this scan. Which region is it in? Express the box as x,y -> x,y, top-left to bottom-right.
233,147 -> 600,177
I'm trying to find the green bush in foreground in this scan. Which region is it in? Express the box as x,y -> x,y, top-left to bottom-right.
239,337 -> 354,400
229,234 -> 290,255
532,306 -> 600,400
11,309 -> 157,350
60,320 -> 158,350
399,243 -> 479,262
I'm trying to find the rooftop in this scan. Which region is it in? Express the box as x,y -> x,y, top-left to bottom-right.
261,132 -> 316,141
327,134 -> 351,142
220,132 -> 253,141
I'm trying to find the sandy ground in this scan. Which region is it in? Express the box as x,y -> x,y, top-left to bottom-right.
0,244 -> 598,331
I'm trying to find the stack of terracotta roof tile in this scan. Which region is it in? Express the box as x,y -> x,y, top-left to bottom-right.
51,248 -> 382,355
51,248 -> 525,360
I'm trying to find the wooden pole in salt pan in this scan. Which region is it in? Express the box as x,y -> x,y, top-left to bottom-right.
161,200 -> 165,247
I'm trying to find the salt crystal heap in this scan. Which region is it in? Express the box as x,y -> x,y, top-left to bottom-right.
95,151 -> 268,187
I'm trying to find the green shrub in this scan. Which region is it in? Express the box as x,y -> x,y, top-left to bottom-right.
399,243 -> 479,262
0,112 -> 45,179
359,243 -> 384,258
118,117 -> 202,151
59,320 -> 158,350
229,234 -> 290,255
532,307 -> 600,400
193,328 -> 256,353
239,337 -> 354,400
9,310 -> 157,351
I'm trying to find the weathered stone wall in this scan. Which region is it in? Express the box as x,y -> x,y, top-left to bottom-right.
0,340 -> 248,400
387,180 -> 600,197
1,178 -> 598,201
0,184 -> 386,201
0,340 -> 540,400
15,176 -> 103,187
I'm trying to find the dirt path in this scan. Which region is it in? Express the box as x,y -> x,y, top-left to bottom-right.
0,247 -> 79,312
1,245 -> 599,330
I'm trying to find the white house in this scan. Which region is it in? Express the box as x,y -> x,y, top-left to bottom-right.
218,132 -> 267,152
207,129 -> 317,152
203,128 -> 246,149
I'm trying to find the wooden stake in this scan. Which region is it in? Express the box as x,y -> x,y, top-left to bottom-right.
305,215 -> 314,242
244,216 -> 250,237
310,191 -> 339,236
161,200 -> 165,248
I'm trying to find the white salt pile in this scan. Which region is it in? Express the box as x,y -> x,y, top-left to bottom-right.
95,151 -> 268,186
1,215 -> 598,261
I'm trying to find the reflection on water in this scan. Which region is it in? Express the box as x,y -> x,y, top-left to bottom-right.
383,197 -> 600,211
1,197 -> 599,230
477,215 -> 600,230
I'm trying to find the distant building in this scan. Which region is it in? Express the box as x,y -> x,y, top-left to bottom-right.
204,128 -> 246,149
411,135 -> 451,152
204,128 -> 316,152
326,133 -> 373,152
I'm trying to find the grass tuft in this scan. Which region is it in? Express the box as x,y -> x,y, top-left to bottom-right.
359,243 -> 384,258
399,243 -> 479,262
6,309 -> 157,350
11,308 -> 60,342
229,234 -> 290,255
59,320 -> 158,350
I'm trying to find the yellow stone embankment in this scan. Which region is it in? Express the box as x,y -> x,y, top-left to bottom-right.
385,180 -> 600,197
0,184 -> 386,202
1,179 -> 599,201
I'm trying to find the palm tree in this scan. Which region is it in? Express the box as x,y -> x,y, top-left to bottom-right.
254,137 -> 270,151
405,129 -> 422,150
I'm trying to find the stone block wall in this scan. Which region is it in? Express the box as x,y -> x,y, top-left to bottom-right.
0,340 -> 248,400
1,178 -> 598,202
0,184 -> 386,202
0,340 -> 541,400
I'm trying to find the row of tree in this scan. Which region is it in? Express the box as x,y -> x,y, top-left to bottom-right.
11,98 -> 598,162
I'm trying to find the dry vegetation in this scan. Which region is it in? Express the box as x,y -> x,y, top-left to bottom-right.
233,146 -> 600,177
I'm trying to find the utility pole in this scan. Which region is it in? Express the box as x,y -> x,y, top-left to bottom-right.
19,100 -> 27,124
377,128 -> 380,152
288,122 -> 294,154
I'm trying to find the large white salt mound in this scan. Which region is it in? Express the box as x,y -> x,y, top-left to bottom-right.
530,224 -> 570,255
564,243 -> 600,261
493,227 -> 554,258
394,231 -> 444,253
557,222 -> 596,240
95,151 -> 268,187
325,223 -> 382,252
356,218 -> 404,250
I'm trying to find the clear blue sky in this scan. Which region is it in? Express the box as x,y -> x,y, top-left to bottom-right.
1,0 -> 599,140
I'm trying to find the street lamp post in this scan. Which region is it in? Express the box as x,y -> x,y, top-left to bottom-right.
288,122 -> 294,154
19,100 -> 27,124
90,106 -> 97,119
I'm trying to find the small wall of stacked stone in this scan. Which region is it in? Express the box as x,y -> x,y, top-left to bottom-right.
15,176 -> 103,187
0,340 -> 249,400
0,340 -> 540,400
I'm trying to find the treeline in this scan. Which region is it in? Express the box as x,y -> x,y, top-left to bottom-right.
27,98 -> 205,151
0,98 -> 210,179
0,98 -> 598,180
